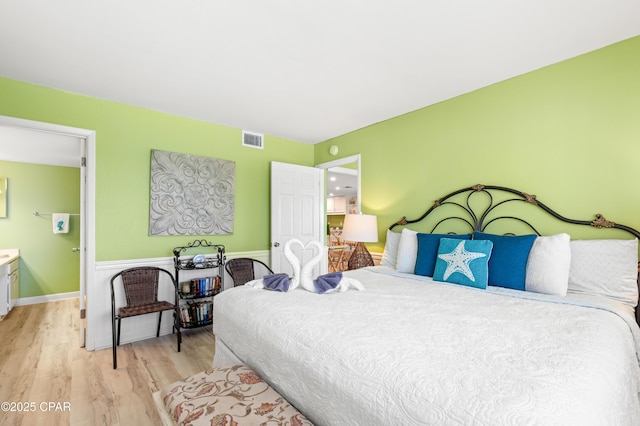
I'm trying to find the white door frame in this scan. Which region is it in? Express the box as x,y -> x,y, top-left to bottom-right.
0,115 -> 96,350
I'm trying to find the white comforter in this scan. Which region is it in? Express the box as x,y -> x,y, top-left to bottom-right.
213,266 -> 640,426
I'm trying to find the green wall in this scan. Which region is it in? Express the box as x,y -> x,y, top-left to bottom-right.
327,215 -> 345,228
315,36 -> 640,251
0,78 -> 314,263
2,35 -> 639,296
0,161 -> 80,297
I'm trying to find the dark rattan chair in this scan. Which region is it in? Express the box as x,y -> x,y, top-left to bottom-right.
110,266 -> 176,369
225,258 -> 274,286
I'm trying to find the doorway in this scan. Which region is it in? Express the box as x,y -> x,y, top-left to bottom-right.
316,154 -> 361,272
0,115 -> 96,349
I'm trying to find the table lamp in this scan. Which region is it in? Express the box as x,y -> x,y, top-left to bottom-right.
341,213 -> 378,270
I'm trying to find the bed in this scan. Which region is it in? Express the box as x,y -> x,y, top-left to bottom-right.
212,184 -> 640,425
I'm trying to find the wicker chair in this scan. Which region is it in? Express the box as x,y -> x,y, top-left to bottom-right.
225,258 -> 274,287
110,267 -> 176,369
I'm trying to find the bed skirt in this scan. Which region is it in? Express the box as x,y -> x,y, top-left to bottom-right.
213,336 -> 243,367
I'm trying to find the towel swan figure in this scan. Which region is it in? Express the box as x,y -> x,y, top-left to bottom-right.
244,238 -> 304,291
245,238 -> 364,293
283,238 -> 302,290
299,240 -> 324,292
299,240 -> 365,293
315,273 -> 365,293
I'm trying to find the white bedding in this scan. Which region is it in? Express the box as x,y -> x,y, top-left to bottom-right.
212,266 -> 640,425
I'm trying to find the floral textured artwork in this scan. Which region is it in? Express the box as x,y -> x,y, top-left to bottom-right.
149,149 -> 235,235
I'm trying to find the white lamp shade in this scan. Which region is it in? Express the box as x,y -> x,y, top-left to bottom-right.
341,214 -> 378,243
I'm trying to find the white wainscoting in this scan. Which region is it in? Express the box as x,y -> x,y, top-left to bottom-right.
90,250 -> 270,351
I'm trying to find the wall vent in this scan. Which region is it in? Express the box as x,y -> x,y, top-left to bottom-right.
242,130 -> 264,149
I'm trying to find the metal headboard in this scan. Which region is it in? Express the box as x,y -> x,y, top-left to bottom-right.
390,184 -> 640,238
389,184 -> 640,325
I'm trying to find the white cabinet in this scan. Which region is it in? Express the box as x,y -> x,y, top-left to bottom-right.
0,263 -> 8,315
0,255 -> 19,316
327,196 -> 346,215
9,259 -> 19,311
327,196 -> 358,215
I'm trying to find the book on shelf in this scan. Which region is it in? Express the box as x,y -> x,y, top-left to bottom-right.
179,276 -> 221,297
178,301 -> 213,326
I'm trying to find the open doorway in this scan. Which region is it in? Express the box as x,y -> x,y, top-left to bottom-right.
0,115 -> 96,349
316,154 -> 361,272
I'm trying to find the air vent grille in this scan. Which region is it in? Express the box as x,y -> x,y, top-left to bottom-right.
242,131 -> 264,149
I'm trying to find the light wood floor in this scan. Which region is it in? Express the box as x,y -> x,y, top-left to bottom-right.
0,298 -> 215,425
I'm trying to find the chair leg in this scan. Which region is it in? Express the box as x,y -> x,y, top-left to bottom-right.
112,315 -> 117,370
156,311 -> 163,337
117,317 -> 122,346
174,309 -> 182,352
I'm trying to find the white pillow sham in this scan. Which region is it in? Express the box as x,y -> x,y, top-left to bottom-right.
380,229 -> 402,268
568,239 -> 638,308
396,229 -> 418,273
525,233 -> 571,296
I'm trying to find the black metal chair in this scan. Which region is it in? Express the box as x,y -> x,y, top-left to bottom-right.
225,258 -> 274,286
110,266 -> 176,369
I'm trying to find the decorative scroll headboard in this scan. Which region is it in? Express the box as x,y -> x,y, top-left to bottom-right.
389,184 -> 640,325
390,184 -> 640,238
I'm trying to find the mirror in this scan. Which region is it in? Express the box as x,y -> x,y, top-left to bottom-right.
0,177 -> 6,218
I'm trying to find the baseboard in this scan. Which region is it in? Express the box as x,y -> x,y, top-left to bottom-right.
15,291 -> 80,307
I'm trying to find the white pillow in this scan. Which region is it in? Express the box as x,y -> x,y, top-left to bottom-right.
380,229 -> 402,268
525,233 -> 571,296
568,239 -> 638,308
396,229 -> 418,273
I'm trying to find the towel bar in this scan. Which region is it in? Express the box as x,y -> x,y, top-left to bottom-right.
33,211 -> 80,216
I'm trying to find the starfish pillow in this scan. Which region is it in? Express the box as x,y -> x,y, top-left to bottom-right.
433,238 -> 493,289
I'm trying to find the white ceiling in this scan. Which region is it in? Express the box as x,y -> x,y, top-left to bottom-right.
327,167 -> 358,198
0,1 -> 639,145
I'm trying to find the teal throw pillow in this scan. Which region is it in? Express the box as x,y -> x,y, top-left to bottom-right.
433,238 -> 493,289
474,232 -> 537,291
415,233 -> 472,276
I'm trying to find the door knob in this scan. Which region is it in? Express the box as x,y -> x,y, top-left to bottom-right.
273,242 -> 280,247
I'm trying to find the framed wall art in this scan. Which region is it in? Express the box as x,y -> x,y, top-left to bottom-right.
149,150 -> 235,236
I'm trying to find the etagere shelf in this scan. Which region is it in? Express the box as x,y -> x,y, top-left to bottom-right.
173,239 -> 225,352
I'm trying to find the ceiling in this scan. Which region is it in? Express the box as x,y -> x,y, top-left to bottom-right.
327,167 -> 358,198
0,1 -> 639,145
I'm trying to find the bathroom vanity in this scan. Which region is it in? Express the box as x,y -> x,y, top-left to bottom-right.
0,249 -> 19,316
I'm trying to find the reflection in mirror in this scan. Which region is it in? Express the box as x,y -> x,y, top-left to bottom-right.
0,177 -> 6,218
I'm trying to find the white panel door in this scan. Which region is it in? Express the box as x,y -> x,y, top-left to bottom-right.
271,162 -> 326,278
